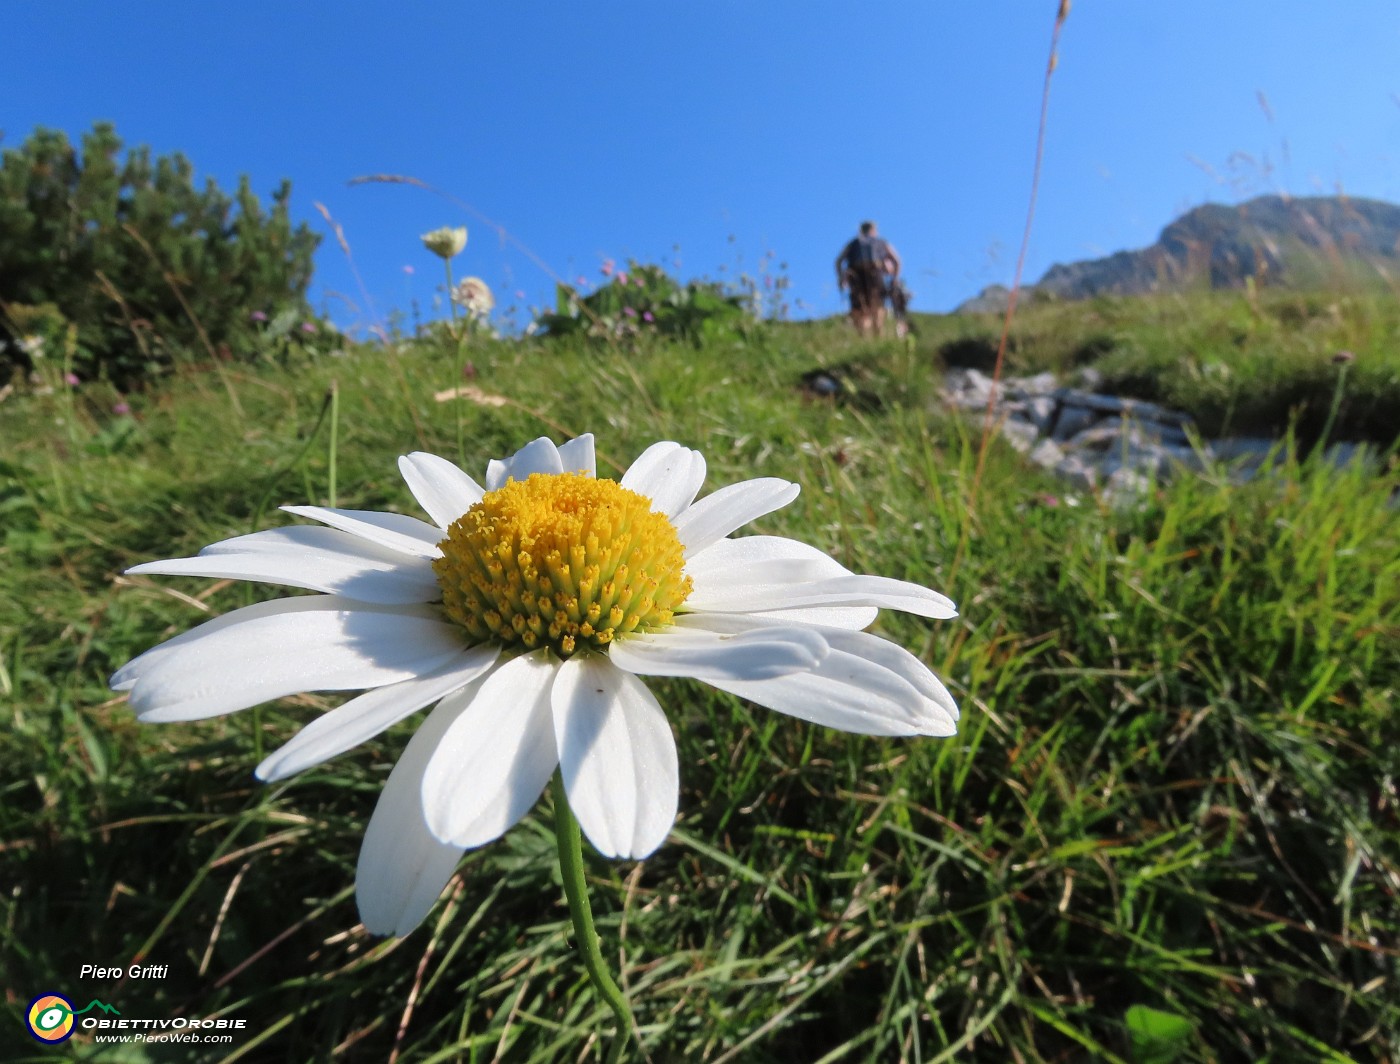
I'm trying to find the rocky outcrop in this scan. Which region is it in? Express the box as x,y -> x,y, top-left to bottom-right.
940,368 -> 1379,504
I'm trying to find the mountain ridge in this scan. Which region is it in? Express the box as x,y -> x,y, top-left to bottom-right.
956,194 -> 1400,313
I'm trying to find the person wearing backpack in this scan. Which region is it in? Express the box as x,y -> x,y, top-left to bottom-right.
886,271 -> 912,339
836,220 -> 902,336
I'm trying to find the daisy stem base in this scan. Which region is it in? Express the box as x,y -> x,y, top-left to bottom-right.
551,770 -> 634,1060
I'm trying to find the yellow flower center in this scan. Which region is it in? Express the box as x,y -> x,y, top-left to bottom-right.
434,472 -> 692,657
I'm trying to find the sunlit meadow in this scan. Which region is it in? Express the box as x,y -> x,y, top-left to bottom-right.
2,273 -> 1398,1060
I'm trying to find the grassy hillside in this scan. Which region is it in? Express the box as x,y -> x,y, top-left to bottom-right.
2,291 -> 1397,1062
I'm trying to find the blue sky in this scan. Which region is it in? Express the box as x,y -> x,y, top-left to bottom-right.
9,2 -> 1400,334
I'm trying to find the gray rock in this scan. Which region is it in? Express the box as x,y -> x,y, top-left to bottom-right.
1150,424 -> 1195,448
1053,388 -> 1129,416
1009,372 -> 1059,399
1029,438 -> 1064,469
1068,421 -> 1129,452
944,368 -> 1000,409
1026,395 -> 1058,432
998,418 -> 1040,454
1049,403 -> 1101,442
1000,400 -> 1029,421
1055,454 -> 1100,489
938,366 -> 1219,498
1053,388 -> 1193,429
1157,442 -> 1209,474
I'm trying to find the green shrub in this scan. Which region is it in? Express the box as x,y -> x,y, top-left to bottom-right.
537,261 -> 750,343
0,122 -> 320,388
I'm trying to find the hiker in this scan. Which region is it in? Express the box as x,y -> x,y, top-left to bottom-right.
885,254 -> 912,339
836,221 -> 901,336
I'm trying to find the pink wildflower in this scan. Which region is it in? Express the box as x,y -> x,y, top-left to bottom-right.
65,372 -> 80,386
622,306 -> 637,318
113,401 -> 132,415
301,322 -> 318,334
642,311 -> 655,323
250,310 -> 268,323
600,259 -> 615,277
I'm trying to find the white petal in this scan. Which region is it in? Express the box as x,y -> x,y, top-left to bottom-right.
553,656 -> 678,859
673,478 -> 800,557
688,572 -> 957,620
686,534 -> 848,593
112,595 -> 299,691
254,646 -> 500,781
712,616 -> 958,721
125,597 -> 466,722
356,688 -> 479,936
608,624 -> 826,681
128,526 -> 441,605
746,605 -> 879,630
420,651 -> 560,848
398,452 -> 485,530
709,652 -> 956,737
686,535 -> 878,629
281,505 -> 443,559
485,436 -> 564,489
688,534 -> 850,576
557,434 -> 597,475
620,442 -> 707,518
685,615 -> 958,736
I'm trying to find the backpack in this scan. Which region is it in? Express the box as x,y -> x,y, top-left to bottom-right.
849,235 -> 888,269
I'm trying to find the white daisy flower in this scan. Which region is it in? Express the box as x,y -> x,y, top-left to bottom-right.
112,436 -> 958,935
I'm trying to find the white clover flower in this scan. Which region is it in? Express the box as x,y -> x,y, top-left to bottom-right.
113,437 -> 958,935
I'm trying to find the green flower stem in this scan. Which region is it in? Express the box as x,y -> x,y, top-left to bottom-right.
443,260 -> 459,327
327,378 -> 339,509
551,771 -> 635,1060
443,259 -> 467,461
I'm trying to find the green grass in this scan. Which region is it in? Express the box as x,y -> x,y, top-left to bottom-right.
2,296 -> 1398,1062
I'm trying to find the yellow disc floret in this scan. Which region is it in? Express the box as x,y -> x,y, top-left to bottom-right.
434,472 -> 692,657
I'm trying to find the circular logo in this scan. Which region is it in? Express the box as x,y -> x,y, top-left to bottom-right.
26,993 -> 76,1044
